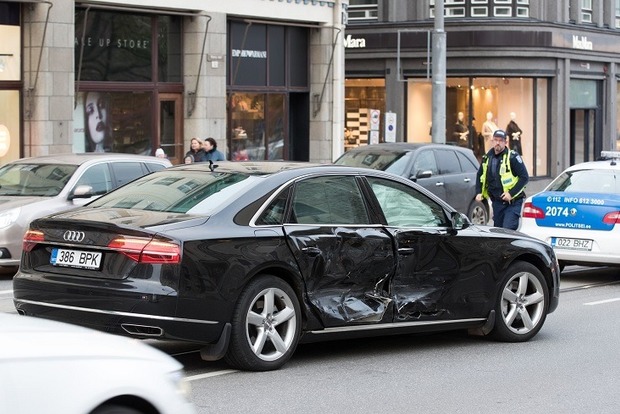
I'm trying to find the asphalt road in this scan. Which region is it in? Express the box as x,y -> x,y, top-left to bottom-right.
2,266 -> 620,413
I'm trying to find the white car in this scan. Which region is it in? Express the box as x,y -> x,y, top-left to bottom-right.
519,151 -> 620,269
0,313 -> 195,414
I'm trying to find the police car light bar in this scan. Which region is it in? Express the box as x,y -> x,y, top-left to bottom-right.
600,151 -> 620,159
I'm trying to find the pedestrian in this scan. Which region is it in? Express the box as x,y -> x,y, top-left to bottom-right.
185,137 -> 207,163
475,129 -> 529,230
155,148 -> 167,158
203,137 -> 226,161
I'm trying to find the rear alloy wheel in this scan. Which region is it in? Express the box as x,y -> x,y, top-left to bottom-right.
225,275 -> 301,371
491,262 -> 548,342
468,199 -> 489,225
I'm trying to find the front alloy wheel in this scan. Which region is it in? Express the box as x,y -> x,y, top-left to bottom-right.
225,275 -> 301,371
491,262 -> 549,342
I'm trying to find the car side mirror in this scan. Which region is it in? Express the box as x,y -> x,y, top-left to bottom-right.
450,211 -> 471,231
69,185 -> 94,200
414,170 -> 433,179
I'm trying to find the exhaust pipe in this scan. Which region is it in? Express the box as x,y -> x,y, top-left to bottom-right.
121,323 -> 164,337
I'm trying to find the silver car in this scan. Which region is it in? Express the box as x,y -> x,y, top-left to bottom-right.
0,153 -> 171,272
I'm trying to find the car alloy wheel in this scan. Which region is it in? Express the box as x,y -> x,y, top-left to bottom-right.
468,200 -> 488,225
226,275 -> 301,371
491,261 -> 548,342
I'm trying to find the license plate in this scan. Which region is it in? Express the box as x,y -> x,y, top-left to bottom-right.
551,237 -> 593,251
50,248 -> 102,270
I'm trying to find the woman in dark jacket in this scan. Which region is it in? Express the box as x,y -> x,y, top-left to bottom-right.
185,137 -> 207,163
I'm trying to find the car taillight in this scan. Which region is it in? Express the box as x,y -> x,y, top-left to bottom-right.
23,230 -> 45,252
521,202 -> 545,219
107,237 -> 181,264
603,211 -> 620,225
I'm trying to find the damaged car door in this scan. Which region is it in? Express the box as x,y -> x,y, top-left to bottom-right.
365,177 -> 479,322
283,175 -> 396,327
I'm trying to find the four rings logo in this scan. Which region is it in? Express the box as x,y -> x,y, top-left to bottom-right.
63,230 -> 85,243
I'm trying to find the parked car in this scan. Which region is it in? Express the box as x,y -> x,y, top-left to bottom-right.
519,151 -> 620,270
0,153 -> 171,273
14,161 -> 559,371
334,143 -> 490,224
0,313 -> 195,414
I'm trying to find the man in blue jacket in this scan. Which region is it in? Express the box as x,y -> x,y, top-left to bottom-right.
475,129 -> 529,230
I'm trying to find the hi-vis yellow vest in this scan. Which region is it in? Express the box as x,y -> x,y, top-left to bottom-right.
480,150 -> 523,199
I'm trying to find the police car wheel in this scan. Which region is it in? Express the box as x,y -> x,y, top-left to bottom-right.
490,261 -> 549,342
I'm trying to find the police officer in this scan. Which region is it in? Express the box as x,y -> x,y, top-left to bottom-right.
475,129 -> 529,230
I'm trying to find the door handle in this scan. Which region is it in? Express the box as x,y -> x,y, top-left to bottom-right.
398,247 -> 415,255
301,247 -> 321,256
464,178 -> 471,182
435,182 -> 444,187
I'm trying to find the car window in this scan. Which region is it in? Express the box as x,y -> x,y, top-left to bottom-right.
334,150 -> 410,176
456,151 -> 478,172
290,176 -> 370,225
74,163 -> 113,196
547,169 -> 620,194
435,149 -> 461,174
89,170 -> 256,214
0,163 -> 77,196
146,162 -> 168,172
110,162 -> 148,188
256,189 -> 289,225
411,150 -> 438,176
367,177 -> 449,227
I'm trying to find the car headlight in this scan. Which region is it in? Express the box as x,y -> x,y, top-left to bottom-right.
168,369 -> 192,399
0,208 -> 21,229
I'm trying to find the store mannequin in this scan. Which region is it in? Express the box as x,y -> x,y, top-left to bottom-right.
482,111 -> 499,151
506,112 -> 523,155
452,111 -> 469,147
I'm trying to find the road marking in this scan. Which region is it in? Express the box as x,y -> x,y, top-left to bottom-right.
185,369 -> 238,381
0,290 -> 13,295
584,298 -> 620,306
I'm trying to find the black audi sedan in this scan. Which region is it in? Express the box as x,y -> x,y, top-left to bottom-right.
13,162 -> 559,371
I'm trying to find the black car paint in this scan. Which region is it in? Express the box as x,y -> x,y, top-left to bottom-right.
13,164 -> 558,355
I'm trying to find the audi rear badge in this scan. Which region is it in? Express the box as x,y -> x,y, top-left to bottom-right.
63,230 -> 85,243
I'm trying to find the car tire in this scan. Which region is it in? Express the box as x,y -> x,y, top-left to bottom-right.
490,261 -> 549,342
225,275 -> 301,371
468,199 -> 489,225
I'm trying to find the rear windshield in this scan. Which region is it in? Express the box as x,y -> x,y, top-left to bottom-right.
334,150 -> 410,176
0,163 -> 78,197
547,169 -> 620,194
88,170 -> 258,214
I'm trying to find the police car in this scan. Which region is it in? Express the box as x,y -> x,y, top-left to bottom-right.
518,151 -> 620,269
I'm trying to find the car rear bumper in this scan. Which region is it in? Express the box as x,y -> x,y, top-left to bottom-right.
519,224 -> 620,265
13,272 -> 225,344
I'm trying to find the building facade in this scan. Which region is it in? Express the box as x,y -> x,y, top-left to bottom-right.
344,0 -> 620,178
0,0 -> 347,165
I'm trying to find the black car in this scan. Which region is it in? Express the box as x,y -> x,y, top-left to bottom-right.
334,143 -> 489,224
14,162 -> 559,371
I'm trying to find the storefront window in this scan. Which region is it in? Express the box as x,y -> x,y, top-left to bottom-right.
0,90 -> 20,164
74,91 -> 153,155
227,20 -> 309,161
229,93 -> 285,161
344,79 -> 386,150
407,76 -> 548,177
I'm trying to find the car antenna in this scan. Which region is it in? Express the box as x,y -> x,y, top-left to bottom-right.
208,160 -> 218,172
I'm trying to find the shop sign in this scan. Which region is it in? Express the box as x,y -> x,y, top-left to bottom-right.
572,35 -> 593,51
231,49 -> 267,59
344,34 -> 366,48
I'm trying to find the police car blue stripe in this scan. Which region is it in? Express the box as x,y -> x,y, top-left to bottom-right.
530,191 -> 620,231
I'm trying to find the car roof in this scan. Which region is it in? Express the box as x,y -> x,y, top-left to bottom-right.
341,142 -> 474,154
168,160 -> 406,181
563,158 -> 620,172
8,153 -> 172,166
